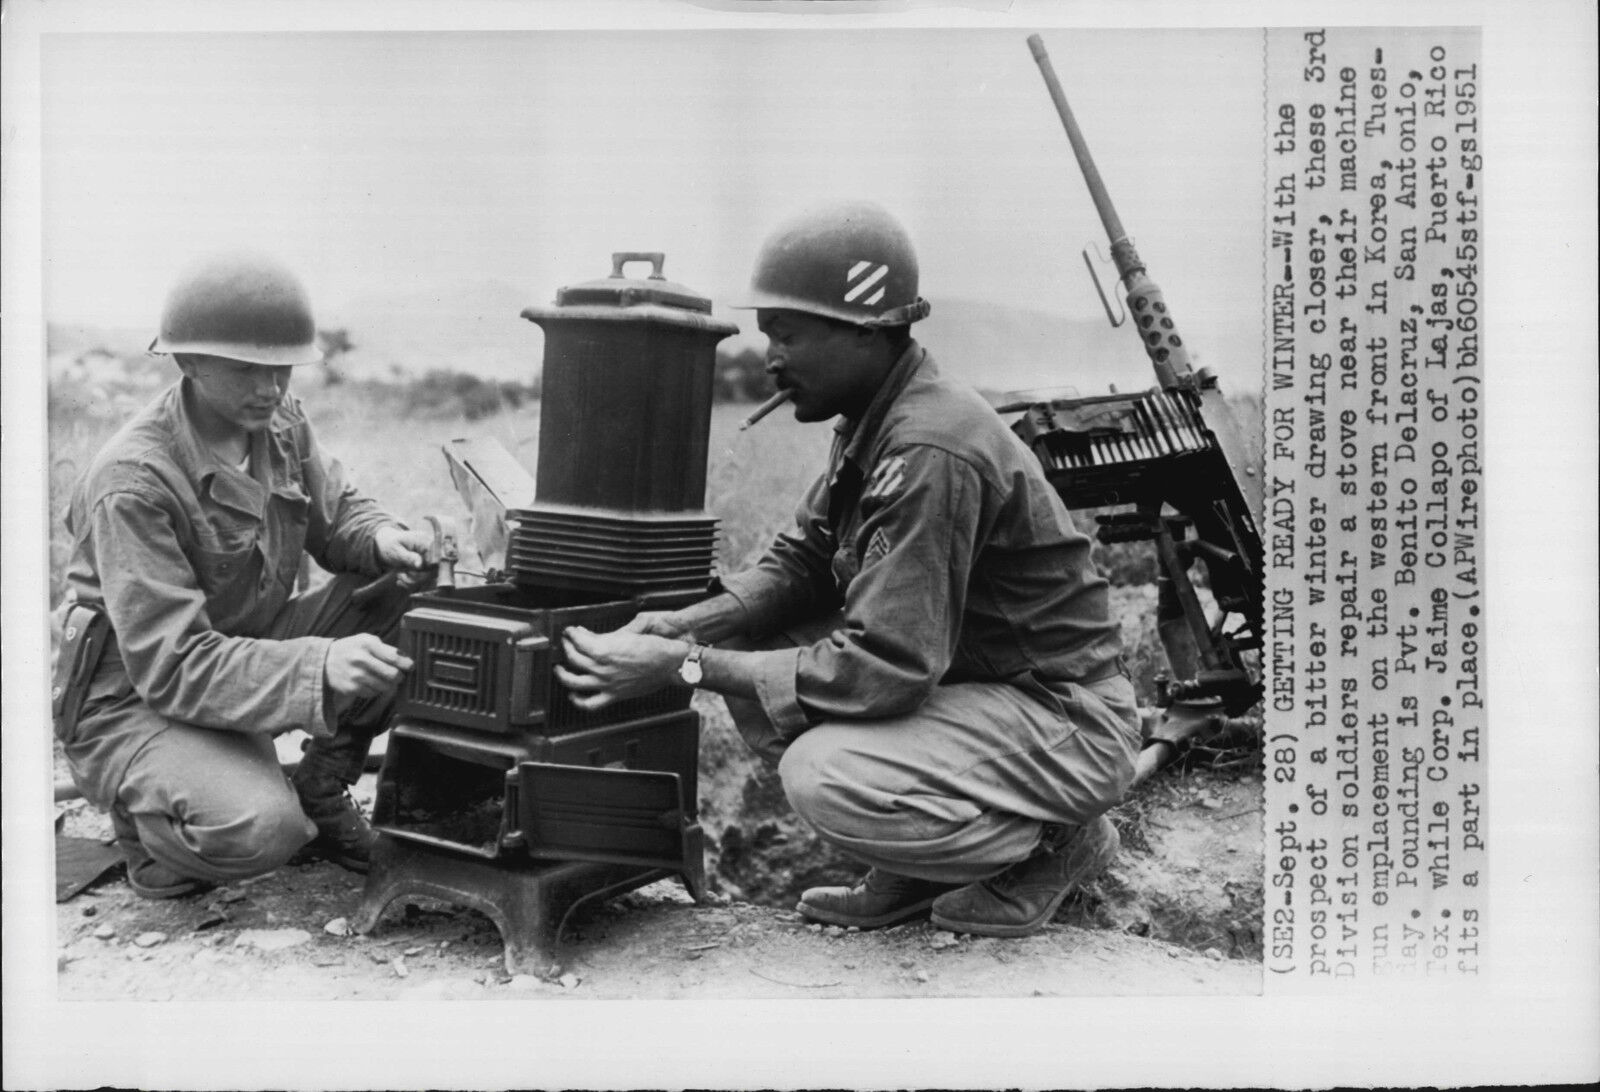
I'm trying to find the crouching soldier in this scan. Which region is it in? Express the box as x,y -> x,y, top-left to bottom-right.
556,202 -> 1140,938
53,251 -> 436,898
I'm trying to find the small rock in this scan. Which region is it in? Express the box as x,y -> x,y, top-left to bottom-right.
823,925 -> 844,938
134,931 -> 167,948
1200,797 -> 1222,810
92,924 -> 116,941
845,926 -> 860,933
928,934 -> 958,950
369,950 -> 392,965
234,928 -> 312,953
1204,947 -> 1223,961
403,946 -> 424,957
194,912 -> 229,932
507,974 -> 542,991
391,957 -> 409,978
1167,949 -> 1182,958
324,917 -> 354,937
807,923 -> 822,933
82,906 -> 98,918
216,888 -> 248,904
558,972 -> 580,990
914,970 -> 930,983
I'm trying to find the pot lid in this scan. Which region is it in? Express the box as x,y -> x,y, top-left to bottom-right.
552,252 -> 712,313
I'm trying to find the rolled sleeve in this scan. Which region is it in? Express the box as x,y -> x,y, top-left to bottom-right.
746,647 -> 809,737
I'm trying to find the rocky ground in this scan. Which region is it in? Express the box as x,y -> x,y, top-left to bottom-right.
54,728 -> 1262,1001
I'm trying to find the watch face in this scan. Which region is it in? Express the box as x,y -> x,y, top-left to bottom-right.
679,646 -> 704,686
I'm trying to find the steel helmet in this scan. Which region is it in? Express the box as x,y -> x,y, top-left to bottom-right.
732,201 -> 931,327
149,250 -> 323,366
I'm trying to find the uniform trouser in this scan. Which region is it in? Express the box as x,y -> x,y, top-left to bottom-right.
78,572 -> 412,885
724,618 -> 1141,886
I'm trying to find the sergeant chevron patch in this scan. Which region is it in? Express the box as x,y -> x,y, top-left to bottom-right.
864,455 -> 907,500
865,527 -> 892,564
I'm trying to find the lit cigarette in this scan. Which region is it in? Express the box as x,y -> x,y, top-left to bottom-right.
739,389 -> 793,431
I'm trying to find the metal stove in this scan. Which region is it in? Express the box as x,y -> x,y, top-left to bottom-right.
352,253 -> 737,973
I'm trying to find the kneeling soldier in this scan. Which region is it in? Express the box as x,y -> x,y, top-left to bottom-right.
54,251 -> 434,897
556,203 -> 1140,938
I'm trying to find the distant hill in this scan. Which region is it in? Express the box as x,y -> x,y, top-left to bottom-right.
49,285 -> 1262,402
319,280 -> 541,384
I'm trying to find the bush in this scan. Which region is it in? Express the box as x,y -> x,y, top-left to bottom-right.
714,345 -> 769,402
401,370 -> 540,421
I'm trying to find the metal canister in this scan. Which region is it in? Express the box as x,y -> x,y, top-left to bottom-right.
521,252 -> 739,514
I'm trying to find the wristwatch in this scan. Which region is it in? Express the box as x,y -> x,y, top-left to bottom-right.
677,643 -> 709,687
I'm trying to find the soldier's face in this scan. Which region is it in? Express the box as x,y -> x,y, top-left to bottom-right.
757,309 -> 881,422
179,354 -> 293,434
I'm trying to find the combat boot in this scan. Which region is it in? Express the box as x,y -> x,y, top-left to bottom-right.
111,808 -> 210,899
797,868 -> 959,929
930,815 -> 1119,938
291,765 -> 375,873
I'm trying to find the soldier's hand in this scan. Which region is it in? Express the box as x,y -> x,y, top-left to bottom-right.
555,626 -> 683,710
326,634 -> 414,701
374,525 -> 434,572
620,610 -> 692,639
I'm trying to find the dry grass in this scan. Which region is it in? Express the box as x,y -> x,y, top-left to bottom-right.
46,377 -> 833,609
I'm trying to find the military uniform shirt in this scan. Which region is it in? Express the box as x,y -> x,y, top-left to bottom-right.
719,342 -> 1124,737
59,380 -> 401,802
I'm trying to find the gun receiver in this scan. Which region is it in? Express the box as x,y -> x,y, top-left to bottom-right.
1017,36 -> 1266,767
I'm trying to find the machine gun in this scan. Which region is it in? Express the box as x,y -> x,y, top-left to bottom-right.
1009,35 -> 1265,780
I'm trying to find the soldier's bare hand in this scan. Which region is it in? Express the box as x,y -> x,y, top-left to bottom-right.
374,525 -> 434,572
555,626 -> 684,710
326,634 -> 414,700
620,610 -> 692,639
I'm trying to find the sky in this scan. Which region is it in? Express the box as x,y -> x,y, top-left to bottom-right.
38,24 -> 1264,352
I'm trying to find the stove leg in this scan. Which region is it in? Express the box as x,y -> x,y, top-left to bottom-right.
353,834 -> 678,976
679,824 -> 708,903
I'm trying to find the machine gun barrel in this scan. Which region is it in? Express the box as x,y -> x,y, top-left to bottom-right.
1027,34 -> 1192,390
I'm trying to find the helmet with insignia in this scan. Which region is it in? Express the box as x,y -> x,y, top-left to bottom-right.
732,201 -> 931,327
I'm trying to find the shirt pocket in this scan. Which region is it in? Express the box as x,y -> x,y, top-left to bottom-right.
191,531 -> 263,598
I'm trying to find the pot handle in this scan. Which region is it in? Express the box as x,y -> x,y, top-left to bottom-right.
610,251 -> 666,280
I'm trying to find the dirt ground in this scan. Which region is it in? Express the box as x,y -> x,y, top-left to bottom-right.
54,748 -> 1262,1001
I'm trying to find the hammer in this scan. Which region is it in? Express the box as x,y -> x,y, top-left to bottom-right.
352,515 -> 459,606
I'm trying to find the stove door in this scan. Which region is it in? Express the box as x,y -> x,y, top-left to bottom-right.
511,762 -> 696,872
